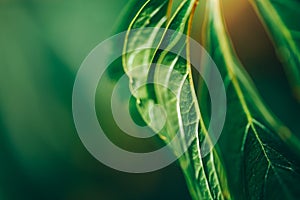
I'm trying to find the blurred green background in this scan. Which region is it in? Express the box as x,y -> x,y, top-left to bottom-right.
0,0 -> 299,199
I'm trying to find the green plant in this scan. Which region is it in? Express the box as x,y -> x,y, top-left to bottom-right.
121,0 -> 300,199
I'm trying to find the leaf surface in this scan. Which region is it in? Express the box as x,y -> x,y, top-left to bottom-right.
123,0 -> 230,199
203,0 -> 300,199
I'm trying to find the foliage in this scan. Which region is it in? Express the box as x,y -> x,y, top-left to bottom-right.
122,0 -> 300,199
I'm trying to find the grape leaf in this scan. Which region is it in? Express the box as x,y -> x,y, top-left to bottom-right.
203,0 -> 300,199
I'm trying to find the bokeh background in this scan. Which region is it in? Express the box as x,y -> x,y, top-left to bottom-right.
0,0 -> 299,199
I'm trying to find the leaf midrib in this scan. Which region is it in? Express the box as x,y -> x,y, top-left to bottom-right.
185,1 -> 225,199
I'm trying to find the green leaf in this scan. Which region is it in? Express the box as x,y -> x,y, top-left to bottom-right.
249,0 -> 300,101
203,0 -> 300,199
123,0 -> 170,126
123,0 -> 231,199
